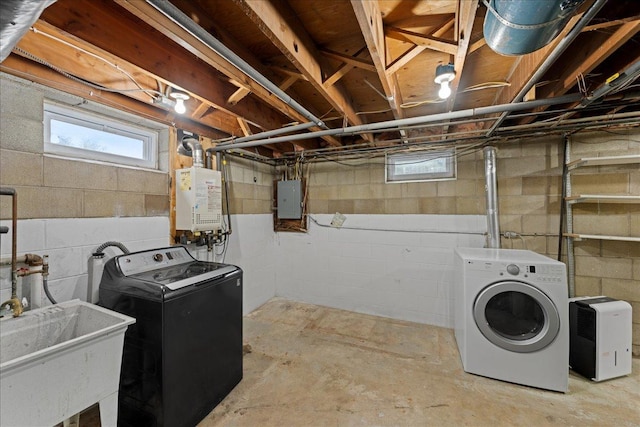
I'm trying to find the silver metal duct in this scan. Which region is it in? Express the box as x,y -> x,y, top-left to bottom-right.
178,137 -> 204,167
0,0 -> 57,62
485,0 -> 608,136
483,0 -> 585,56
484,146 -> 500,249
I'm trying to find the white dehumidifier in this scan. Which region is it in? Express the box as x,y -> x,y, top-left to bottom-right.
569,296 -> 632,382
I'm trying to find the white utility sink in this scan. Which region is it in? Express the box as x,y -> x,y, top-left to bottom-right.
0,299 -> 135,427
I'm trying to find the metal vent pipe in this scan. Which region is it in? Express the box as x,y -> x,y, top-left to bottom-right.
0,0 -> 57,62
483,0 -> 586,56
484,146 -> 500,249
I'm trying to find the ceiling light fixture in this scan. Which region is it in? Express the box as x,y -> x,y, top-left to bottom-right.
434,63 -> 456,99
170,92 -> 190,114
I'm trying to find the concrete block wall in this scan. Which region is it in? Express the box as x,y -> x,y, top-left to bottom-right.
0,74 -> 170,220
225,156 -> 274,214
568,130 -> 640,354
306,138 -> 565,258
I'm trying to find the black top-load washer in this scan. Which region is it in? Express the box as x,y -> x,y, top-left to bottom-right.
99,246 -> 242,427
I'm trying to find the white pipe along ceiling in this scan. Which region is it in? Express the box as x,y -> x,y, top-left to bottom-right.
0,0 -> 638,159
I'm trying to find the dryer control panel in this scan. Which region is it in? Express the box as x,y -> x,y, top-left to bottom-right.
465,259 -> 566,284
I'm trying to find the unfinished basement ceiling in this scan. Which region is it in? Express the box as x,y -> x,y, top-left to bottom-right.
1,0 -> 639,159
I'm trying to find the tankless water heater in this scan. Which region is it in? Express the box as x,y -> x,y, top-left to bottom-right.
175,166 -> 222,232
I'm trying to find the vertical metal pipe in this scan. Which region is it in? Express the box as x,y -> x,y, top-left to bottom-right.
484,147 -> 501,249
0,188 -> 18,296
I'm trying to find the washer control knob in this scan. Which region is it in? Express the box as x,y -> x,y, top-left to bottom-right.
507,264 -> 520,275
153,253 -> 164,262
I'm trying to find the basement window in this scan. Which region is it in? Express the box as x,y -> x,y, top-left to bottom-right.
44,102 -> 158,169
386,149 -> 456,183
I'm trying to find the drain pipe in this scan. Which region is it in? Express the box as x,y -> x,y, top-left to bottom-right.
209,92 -> 584,152
484,146 -> 501,249
145,0 -> 326,129
485,0 -> 608,137
88,241 -> 130,304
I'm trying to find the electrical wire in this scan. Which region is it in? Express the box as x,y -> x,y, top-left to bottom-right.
25,27 -> 162,100
309,215 -> 486,235
14,46 -> 162,100
400,81 -> 511,109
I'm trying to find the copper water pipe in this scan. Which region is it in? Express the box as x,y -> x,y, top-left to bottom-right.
1,187 -> 23,316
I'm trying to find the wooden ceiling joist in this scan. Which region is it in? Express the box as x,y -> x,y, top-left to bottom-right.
447,0 -> 479,111
543,21 -> 640,99
351,0 -> 403,118
385,17 -> 456,77
1,55 -> 230,141
113,0 -> 341,147
385,27 -> 458,55
233,0 -> 370,142
520,20 -> 640,125
319,48 -> 377,72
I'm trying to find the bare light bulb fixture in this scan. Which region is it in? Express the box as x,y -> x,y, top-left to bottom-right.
434,63 -> 456,100
170,92 -> 189,114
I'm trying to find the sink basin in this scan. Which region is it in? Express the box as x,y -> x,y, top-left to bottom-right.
0,299 -> 135,427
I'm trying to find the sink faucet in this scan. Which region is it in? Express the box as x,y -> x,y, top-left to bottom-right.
1,271 -> 23,317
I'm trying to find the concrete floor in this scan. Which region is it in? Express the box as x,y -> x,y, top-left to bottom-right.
77,297 -> 639,426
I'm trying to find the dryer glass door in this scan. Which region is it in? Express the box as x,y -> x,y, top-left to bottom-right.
473,281 -> 560,353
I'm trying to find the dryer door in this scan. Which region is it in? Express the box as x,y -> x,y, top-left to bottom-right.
473,280 -> 560,353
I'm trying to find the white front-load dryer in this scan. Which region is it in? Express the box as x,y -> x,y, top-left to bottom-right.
454,248 -> 569,392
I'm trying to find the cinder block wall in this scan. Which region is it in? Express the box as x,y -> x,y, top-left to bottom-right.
0,74 -> 170,220
307,137 -> 564,257
224,155 -> 273,215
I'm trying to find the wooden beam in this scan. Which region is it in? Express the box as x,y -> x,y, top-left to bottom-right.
447,0 -> 479,111
543,21 -> 640,99
385,45 -> 427,76
278,75 -> 299,91
323,63 -> 353,88
386,17 -> 455,78
582,16 -> 640,32
191,102 -> 212,119
41,0 -> 293,135
233,0 -> 368,138
322,47 -> 367,88
227,87 -> 251,106
319,48 -> 377,72
237,117 -> 252,136
1,54 -> 231,141
112,0 -> 341,147
351,0 -> 403,118
385,27 -> 458,55
468,38 -> 486,54
14,23 -> 246,136
520,20 -> 640,125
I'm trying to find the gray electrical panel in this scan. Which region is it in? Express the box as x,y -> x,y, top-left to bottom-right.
277,180 -> 302,219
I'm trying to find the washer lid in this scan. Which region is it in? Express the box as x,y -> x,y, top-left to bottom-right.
129,262 -> 238,290
473,280 -> 560,353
